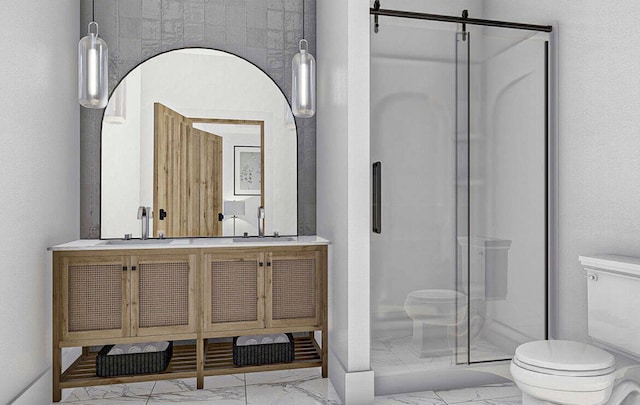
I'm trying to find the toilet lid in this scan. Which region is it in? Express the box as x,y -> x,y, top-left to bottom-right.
407,289 -> 465,303
514,340 -> 615,373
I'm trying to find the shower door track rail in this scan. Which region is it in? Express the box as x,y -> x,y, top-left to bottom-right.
370,8 -> 553,33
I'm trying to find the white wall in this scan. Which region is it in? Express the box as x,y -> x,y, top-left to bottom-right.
0,1 -> 79,403
484,0 -> 640,344
317,0 -> 373,403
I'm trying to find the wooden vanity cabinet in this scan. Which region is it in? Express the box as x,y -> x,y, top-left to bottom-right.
52,243 -> 327,403
202,246 -> 325,333
200,245 -> 327,380
56,250 -> 198,342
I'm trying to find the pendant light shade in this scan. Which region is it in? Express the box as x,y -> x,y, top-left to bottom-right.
291,0 -> 315,118
292,39 -> 316,118
79,21 -> 108,108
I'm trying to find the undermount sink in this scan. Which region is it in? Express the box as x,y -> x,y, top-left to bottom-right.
99,238 -> 176,245
96,237 -> 298,246
232,236 -> 297,242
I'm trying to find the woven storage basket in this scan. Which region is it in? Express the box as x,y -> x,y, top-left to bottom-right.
96,342 -> 173,377
233,333 -> 294,366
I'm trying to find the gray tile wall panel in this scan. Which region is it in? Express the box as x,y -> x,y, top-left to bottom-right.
80,0 -> 316,238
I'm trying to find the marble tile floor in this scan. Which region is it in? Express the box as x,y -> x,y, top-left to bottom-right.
56,367 -> 522,405
371,334 -> 511,372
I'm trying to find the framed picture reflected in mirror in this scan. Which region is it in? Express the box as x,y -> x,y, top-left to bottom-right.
234,146 -> 262,196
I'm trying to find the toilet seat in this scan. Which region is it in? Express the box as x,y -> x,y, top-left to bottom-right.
404,289 -> 467,327
511,341 -> 616,395
513,356 -> 615,377
515,340 -> 615,373
406,289 -> 465,303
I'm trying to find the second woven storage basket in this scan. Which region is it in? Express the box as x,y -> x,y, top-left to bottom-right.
232,333 -> 294,366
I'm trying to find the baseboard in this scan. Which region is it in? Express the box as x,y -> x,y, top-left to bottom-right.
10,347 -> 82,404
9,368 -> 51,405
328,348 -> 374,405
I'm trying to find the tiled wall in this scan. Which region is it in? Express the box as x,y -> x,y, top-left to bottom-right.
80,0 -> 316,237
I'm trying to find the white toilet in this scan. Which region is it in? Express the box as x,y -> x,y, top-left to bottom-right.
404,289 -> 467,356
404,237 -> 510,356
511,255 -> 640,405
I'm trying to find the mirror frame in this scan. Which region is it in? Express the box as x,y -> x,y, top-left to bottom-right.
98,47 -> 299,239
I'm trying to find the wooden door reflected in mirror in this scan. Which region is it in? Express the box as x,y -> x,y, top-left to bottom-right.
154,103 -> 264,238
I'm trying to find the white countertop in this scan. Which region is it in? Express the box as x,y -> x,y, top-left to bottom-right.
49,236 -> 330,251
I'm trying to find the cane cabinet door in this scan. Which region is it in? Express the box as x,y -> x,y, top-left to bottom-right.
60,254 -> 130,341
131,253 -> 198,336
203,250 -> 265,332
265,249 -> 323,329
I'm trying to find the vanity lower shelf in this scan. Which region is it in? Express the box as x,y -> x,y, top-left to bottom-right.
204,335 -> 322,374
60,344 -> 198,388
59,336 -> 323,388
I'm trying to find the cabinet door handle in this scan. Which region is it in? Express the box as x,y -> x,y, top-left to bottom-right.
131,266 -> 137,271
267,262 -> 272,267
259,262 -> 264,267
122,266 -> 127,272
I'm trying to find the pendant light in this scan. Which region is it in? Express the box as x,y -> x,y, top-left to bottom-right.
79,0 -> 108,108
291,0 -> 316,118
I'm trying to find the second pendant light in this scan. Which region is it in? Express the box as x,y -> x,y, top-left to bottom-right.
291,0 -> 316,118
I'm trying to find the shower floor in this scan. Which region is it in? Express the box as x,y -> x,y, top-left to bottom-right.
371,334 -> 511,372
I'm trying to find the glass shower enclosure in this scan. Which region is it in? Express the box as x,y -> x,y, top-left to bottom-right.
370,10 -> 551,391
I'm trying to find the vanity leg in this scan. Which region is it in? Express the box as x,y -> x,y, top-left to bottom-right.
322,330 -> 328,378
321,246 -> 328,378
52,346 -> 62,402
196,337 -> 204,389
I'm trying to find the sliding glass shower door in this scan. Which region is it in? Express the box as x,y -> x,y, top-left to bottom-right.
465,26 -> 549,364
370,14 -> 550,373
455,30 -> 470,365
370,17 -> 470,371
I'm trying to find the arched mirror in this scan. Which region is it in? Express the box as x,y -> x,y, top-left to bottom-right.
100,48 -> 298,238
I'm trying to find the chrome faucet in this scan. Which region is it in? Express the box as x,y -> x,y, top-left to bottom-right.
137,206 -> 150,240
257,206 -> 265,237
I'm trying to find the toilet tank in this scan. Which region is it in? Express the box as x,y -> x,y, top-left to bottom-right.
580,255 -> 640,358
458,237 -> 512,300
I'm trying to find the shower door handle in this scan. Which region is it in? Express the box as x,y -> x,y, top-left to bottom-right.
373,161 -> 382,234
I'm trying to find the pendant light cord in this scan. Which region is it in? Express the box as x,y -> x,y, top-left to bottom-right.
92,0 -> 95,22
302,0 -> 305,39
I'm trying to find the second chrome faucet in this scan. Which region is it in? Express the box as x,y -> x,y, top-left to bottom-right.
257,206 -> 265,237
137,206 -> 150,239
